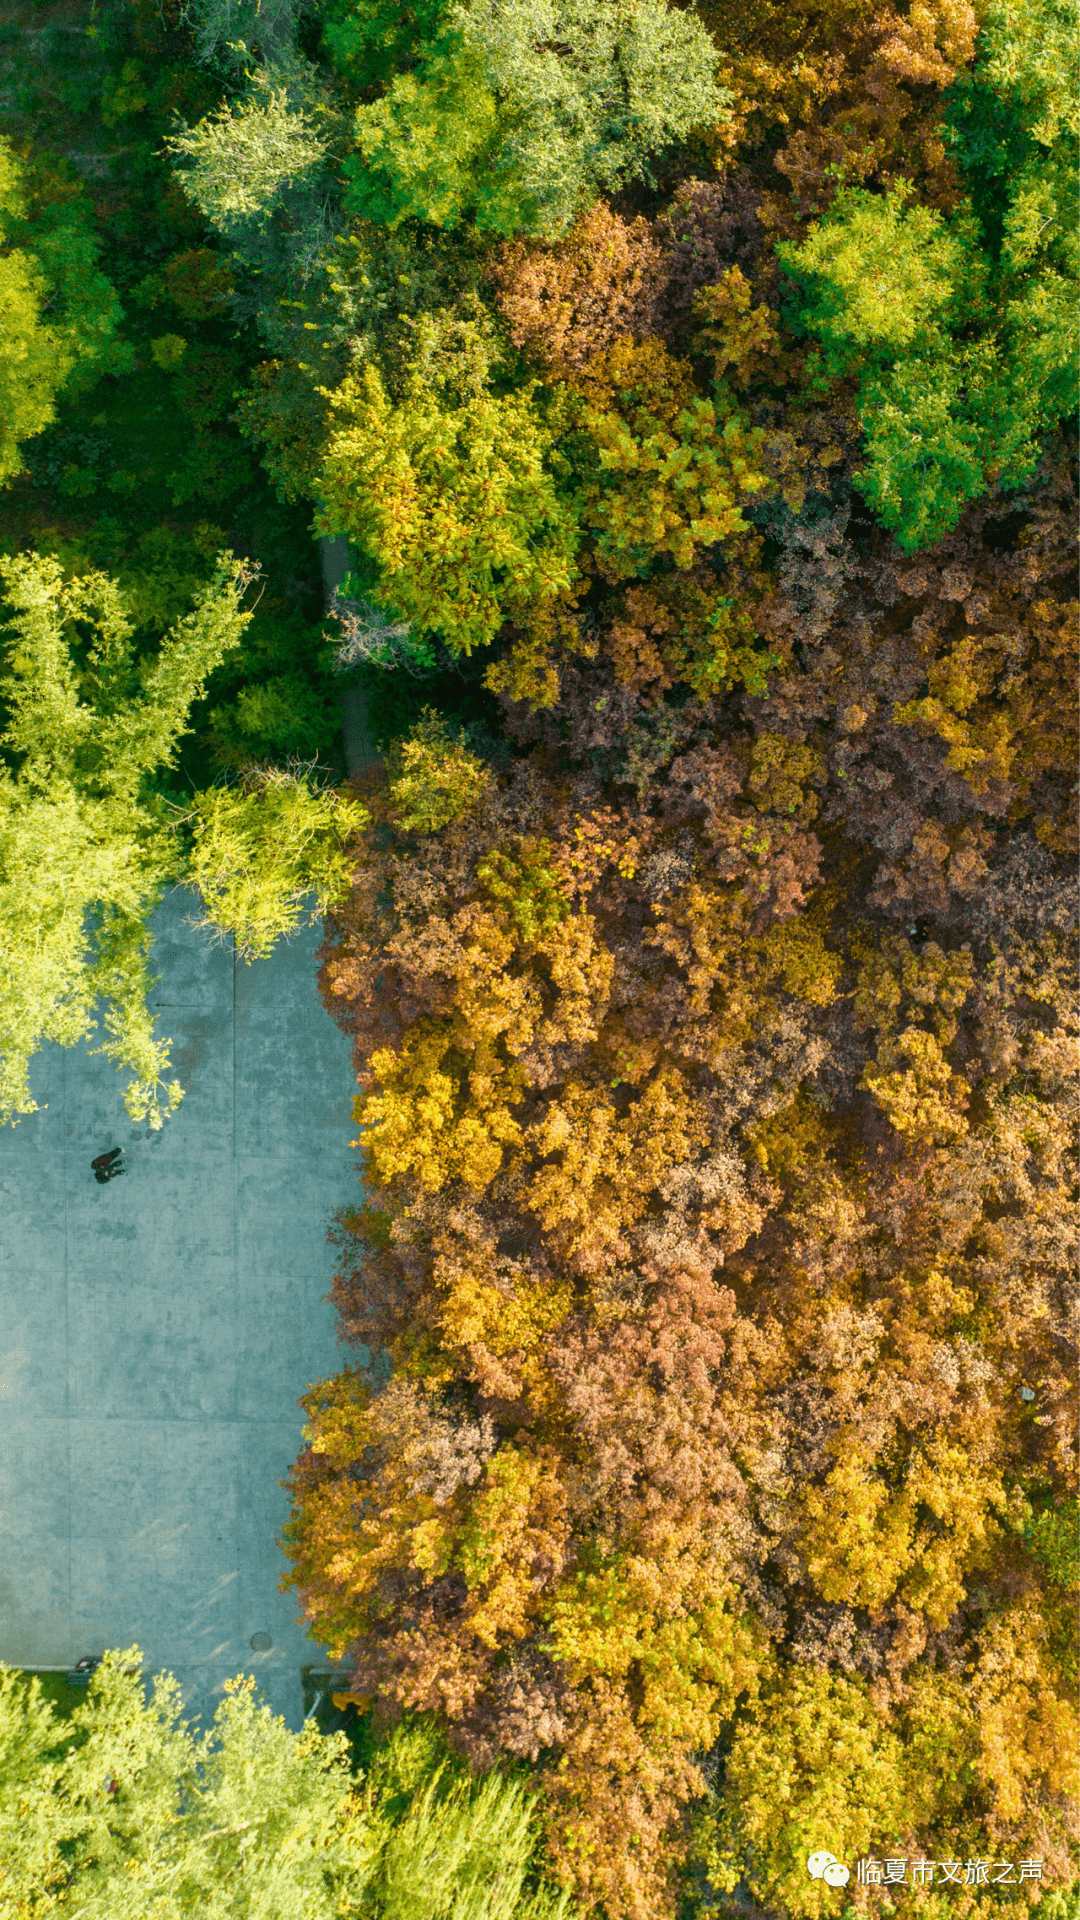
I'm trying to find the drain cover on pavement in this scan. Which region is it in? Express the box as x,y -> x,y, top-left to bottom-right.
249,1632 -> 273,1651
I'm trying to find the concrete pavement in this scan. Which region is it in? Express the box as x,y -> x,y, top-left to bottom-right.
0,887 -> 364,1729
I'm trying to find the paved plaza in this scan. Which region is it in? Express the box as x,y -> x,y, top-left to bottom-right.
0,888 -> 363,1729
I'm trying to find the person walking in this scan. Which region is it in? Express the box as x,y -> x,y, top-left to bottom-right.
91,1147 -> 125,1184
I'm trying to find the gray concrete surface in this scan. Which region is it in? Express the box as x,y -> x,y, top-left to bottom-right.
319,528 -> 382,776
341,685 -> 381,773
0,888 -> 364,1730
319,528 -> 352,607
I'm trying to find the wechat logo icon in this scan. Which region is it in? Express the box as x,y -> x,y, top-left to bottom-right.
808,1851 -> 851,1887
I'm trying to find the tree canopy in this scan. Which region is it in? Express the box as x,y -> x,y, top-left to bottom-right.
0,549 -> 251,1126
0,552 -> 363,1125
0,1649 -> 575,1918
779,2 -> 1078,549
344,0 -> 729,238
0,0 -> 1075,1914
0,139 -> 129,489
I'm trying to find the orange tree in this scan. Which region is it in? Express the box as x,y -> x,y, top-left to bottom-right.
280,452 -> 1077,1917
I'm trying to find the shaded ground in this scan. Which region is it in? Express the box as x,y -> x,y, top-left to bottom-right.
0,889 -> 362,1729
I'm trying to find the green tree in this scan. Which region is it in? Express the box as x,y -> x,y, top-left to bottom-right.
181,0 -> 306,66
778,186 -> 1005,548
165,77 -> 331,238
321,0 -> 452,92
185,765 -> 368,961
0,554 -> 364,1129
384,707 -> 494,833
944,0 -> 1078,430
344,0 -> 729,237
0,1649 -> 576,1918
0,551 -> 254,1129
316,309 -> 580,654
779,0 -> 1078,551
0,140 -> 129,487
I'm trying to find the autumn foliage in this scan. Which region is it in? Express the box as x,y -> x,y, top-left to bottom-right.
286,454 -> 1077,1913
208,0 -> 1080,1914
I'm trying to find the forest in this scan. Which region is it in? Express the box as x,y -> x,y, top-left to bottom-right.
0,0 -> 1076,1915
